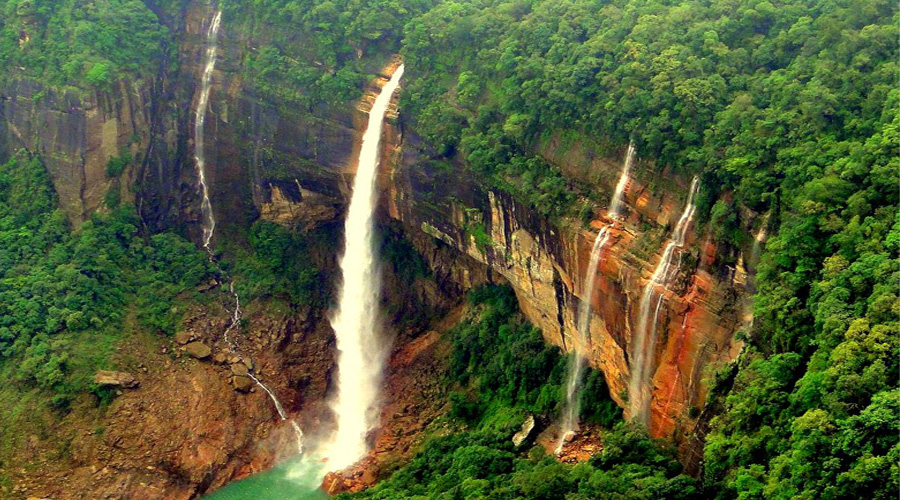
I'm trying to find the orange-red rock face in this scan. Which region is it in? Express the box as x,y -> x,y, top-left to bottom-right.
384,116 -> 749,444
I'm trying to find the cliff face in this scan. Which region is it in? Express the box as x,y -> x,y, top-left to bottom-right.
1,79 -> 153,223
386,133 -> 750,443
245,57 -> 749,443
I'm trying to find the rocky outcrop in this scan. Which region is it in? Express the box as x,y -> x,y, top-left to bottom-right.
185,341 -> 212,359
93,371 -> 139,389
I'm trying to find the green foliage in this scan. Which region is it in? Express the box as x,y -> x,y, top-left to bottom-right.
580,368 -> 623,428
222,0 -> 438,111
381,230 -> 430,284
343,423 -> 697,500
105,152 -> 132,178
0,153 -> 212,399
227,221 -> 327,307
400,0 -> 898,217
448,285 -> 567,419
0,0 -> 170,88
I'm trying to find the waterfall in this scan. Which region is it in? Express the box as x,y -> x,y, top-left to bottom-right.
326,65 -> 405,470
248,373 -> 305,454
608,142 -> 635,218
192,10 -> 303,455
195,10 -> 222,252
556,142 -> 635,454
750,212 -> 770,270
628,177 -> 700,426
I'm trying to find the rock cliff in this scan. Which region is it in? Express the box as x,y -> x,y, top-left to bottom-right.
387,132 -> 751,443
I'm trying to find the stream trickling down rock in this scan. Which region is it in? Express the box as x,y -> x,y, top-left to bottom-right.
628,176 -> 700,426
325,64 -> 405,471
557,141 -> 635,454
193,9 -> 303,454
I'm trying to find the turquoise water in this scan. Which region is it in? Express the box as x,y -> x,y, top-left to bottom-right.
202,456 -> 328,500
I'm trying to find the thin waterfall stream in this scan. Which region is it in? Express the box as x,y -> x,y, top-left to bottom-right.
628,177 -> 700,427
556,142 -> 635,454
195,9 -> 221,253
325,65 -> 405,471
193,9 -> 303,454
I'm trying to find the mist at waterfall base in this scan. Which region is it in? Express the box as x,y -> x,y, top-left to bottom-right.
201,456 -> 327,500
556,142 -> 634,454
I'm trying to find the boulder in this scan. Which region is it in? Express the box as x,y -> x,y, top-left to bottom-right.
212,352 -> 228,364
512,415 -> 536,447
185,342 -> 211,359
232,375 -> 253,393
322,472 -> 351,495
174,330 -> 193,345
230,363 -> 249,377
93,370 -> 138,389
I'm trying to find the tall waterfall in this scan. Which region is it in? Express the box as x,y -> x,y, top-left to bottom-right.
556,142 -> 635,454
628,177 -> 700,426
195,10 -> 222,251
326,65 -> 405,470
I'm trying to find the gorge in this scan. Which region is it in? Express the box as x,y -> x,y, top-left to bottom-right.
0,1 -> 896,499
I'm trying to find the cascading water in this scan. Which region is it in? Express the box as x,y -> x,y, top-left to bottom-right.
750,213 -> 770,270
556,142 -> 635,454
326,65 -> 405,470
192,10 -> 303,454
248,373 -> 305,454
607,142 -> 635,219
628,177 -> 700,426
195,10 -> 222,252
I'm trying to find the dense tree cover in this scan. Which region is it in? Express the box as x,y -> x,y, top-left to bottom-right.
400,0 -> 897,219
0,153 -> 213,401
344,285 -> 689,500
447,284 -> 567,420
342,424 -> 699,500
396,1 -> 898,497
446,285 -> 621,427
222,220 -> 328,307
223,0 -> 438,110
0,0 -> 170,87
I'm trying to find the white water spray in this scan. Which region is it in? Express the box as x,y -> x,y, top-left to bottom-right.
556,142 -> 635,454
326,65 -> 405,470
608,142 -> 635,219
195,10 -> 222,251
628,177 -> 699,426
